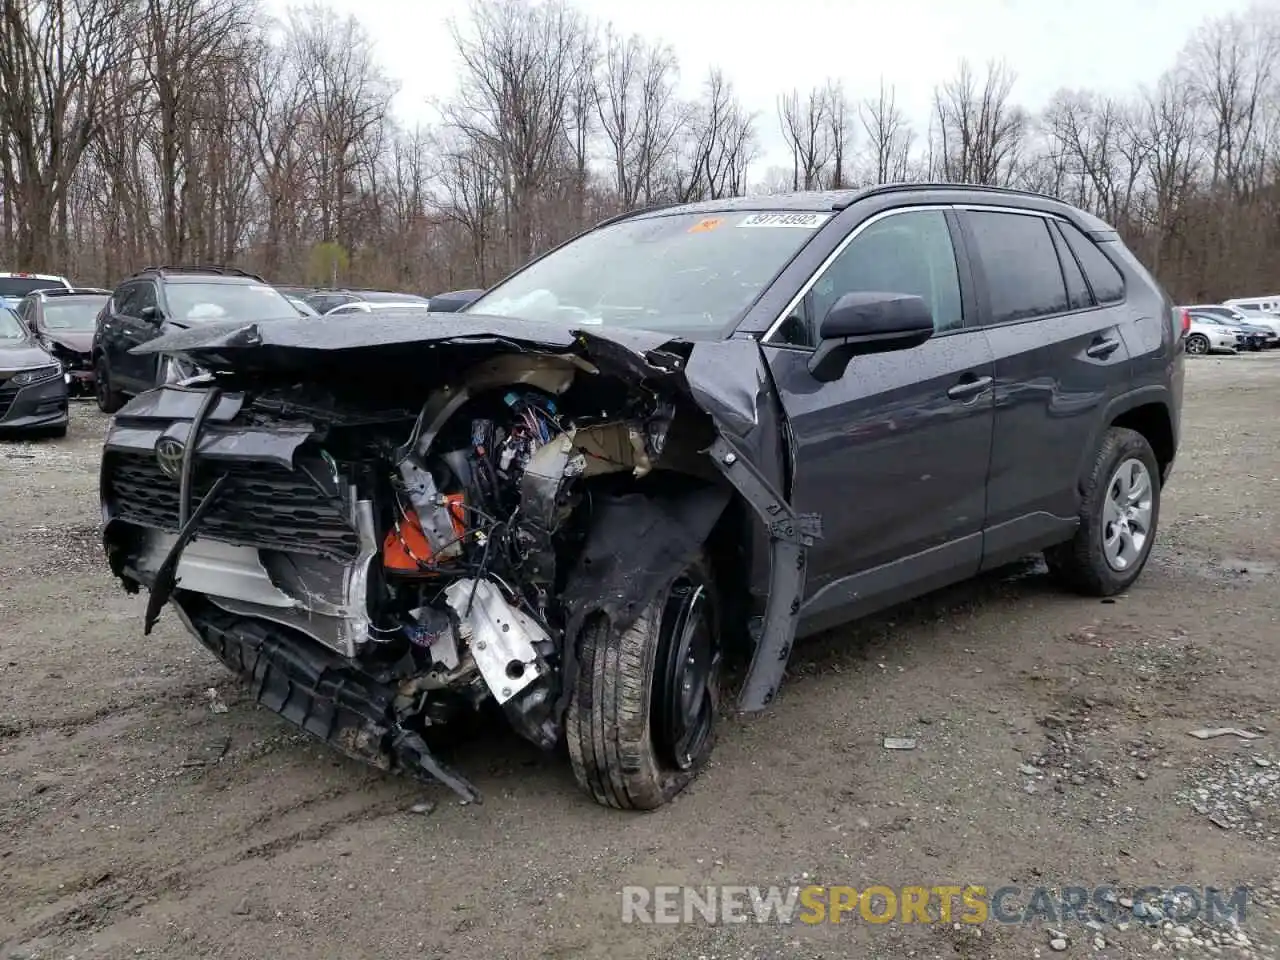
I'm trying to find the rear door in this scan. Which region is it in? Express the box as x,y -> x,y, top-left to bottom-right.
956,207 -> 1132,569
761,206 -> 996,632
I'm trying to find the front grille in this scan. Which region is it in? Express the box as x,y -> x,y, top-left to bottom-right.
105,451 -> 361,560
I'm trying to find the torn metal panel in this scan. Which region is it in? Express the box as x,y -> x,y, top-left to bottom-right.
706,433 -> 822,712
115,384 -> 245,422
444,578 -> 548,705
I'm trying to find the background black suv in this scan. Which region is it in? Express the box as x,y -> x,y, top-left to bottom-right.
92,265 -> 299,412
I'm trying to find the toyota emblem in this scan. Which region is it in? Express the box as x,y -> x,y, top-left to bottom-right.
155,436 -> 186,480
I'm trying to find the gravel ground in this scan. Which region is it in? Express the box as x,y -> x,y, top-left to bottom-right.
1,356 -> 1279,960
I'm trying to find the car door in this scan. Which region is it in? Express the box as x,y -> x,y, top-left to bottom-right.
107,281 -> 155,391
761,206 -> 996,633
955,207 -> 1133,570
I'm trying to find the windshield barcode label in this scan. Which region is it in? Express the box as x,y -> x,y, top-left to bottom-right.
738,213 -> 831,228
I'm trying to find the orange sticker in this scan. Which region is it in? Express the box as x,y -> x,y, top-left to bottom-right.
688,217 -> 723,234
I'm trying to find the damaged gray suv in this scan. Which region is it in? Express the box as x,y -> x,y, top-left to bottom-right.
100,184 -> 1185,810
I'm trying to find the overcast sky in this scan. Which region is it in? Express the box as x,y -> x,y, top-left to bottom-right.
265,0 -> 1251,172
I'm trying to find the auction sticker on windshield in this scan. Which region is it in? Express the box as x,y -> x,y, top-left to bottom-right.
738,212 -> 831,228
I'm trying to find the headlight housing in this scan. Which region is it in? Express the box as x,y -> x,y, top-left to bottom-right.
11,363 -> 61,386
160,354 -> 202,385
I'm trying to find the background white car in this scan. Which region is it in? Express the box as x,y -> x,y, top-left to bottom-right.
1185,316 -> 1245,355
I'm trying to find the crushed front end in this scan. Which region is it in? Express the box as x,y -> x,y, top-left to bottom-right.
100,318 -> 818,804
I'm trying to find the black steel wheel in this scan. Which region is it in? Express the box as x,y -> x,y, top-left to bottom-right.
95,356 -> 124,413
566,555 -> 721,810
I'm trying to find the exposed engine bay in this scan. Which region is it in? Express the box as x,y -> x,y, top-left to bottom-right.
100,315 -> 820,804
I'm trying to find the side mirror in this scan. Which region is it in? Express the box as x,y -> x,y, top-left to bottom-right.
140,305 -> 163,322
428,289 -> 484,313
807,292 -> 935,383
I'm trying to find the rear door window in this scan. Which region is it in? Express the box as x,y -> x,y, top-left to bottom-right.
964,211 -> 1068,324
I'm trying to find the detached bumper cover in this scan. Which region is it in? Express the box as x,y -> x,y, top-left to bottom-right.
173,595 -> 482,802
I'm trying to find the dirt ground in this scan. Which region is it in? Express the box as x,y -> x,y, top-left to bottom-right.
2,356 -> 1279,960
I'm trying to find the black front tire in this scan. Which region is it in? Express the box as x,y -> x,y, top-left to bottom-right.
1046,426 -> 1161,596
566,557 -> 720,810
95,356 -> 124,413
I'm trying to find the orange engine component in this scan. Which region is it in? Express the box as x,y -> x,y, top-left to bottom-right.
382,494 -> 468,572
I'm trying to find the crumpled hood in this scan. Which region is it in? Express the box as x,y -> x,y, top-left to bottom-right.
44,330 -> 93,354
132,310 -> 781,445
133,308 -> 782,482
0,340 -> 56,369
132,311 -> 685,366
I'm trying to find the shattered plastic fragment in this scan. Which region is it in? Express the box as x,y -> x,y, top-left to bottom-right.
1188,728 -> 1262,740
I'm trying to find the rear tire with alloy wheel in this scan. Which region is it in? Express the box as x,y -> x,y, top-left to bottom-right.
1185,333 -> 1209,355
566,555 -> 720,810
1046,427 -> 1161,597
95,356 -> 124,413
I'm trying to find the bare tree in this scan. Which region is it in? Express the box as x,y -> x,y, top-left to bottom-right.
1039,90 -> 1149,228
0,0 -> 134,270
858,78 -> 914,184
1186,8 -> 1280,196
676,69 -> 755,201
778,85 -> 831,190
931,58 -> 1028,185
824,80 -> 852,189
1140,69 -> 1204,275
445,0 -> 590,262
287,5 -> 395,263
135,0 -> 255,261
595,28 -> 683,207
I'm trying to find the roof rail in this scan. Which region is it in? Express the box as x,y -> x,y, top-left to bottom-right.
38,286 -> 111,297
841,181 -> 1057,209
131,263 -> 266,282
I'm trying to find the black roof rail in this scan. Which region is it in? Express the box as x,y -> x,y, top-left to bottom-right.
840,181 -> 1059,209
130,263 -> 266,282
37,286 -> 111,297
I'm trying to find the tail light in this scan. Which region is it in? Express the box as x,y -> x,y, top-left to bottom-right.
1179,308 -> 1191,336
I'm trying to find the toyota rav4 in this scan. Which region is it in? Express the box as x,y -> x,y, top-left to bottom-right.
99,184 -> 1184,810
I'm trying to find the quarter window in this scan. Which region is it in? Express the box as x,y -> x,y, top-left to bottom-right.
1056,220 -> 1125,303
1049,222 -> 1093,311
789,209 -> 963,345
966,211 -> 1067,324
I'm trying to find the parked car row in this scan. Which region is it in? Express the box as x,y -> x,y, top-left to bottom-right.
1179,300 -> 1280,355
0,266 -> 440,436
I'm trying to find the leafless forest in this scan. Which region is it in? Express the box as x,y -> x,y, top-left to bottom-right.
1,0 -> 1277,300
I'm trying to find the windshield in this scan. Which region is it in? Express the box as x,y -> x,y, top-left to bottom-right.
42,296 -> 107,330
0,307 -> 26,339
0,277 -> 66,298
465,210 -> 832,335
165,281 -> 298,322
